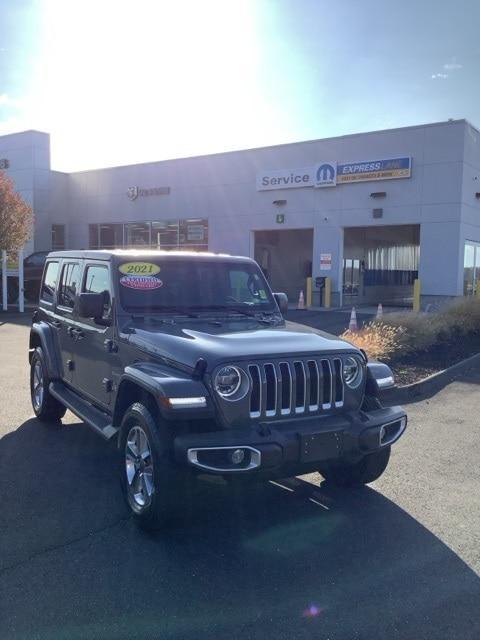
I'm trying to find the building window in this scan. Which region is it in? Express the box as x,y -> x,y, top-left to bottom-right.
88,219 -> 208,251
464,241 -> 480,296
125,222 -> 151,247
51,224 -> 65,250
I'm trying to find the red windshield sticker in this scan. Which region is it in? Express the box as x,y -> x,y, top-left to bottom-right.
120,275 -> 163,290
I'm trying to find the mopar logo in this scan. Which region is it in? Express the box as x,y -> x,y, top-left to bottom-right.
314,162 -> 337,188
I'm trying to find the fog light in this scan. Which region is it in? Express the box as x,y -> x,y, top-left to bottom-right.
379,425 -> 386,443
231,448 -> 245,465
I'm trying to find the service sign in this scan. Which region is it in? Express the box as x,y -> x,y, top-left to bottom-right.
257,157 -> 411,190
256,167 -> 313,191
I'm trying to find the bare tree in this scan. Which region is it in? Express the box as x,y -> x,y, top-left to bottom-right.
0,170 -> 34,251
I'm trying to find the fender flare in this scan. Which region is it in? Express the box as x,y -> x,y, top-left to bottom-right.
113,363 -> 213,428
29,322 -> 62,379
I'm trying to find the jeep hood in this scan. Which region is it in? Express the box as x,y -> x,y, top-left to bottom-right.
126,320 -> 358,371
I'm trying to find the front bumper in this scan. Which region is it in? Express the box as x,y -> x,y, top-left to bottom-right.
173,406 -> 407,476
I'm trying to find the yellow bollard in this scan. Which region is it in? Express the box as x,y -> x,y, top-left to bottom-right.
476,279 -> 480,298
306,277 -> 312,308
413,278 -> 421,312
324,277 -> 332,308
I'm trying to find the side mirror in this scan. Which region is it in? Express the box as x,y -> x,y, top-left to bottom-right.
274,292 -> 288,314
77,292 -> 106,320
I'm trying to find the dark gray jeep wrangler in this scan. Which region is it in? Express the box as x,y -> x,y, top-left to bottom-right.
29,250 -> 407,528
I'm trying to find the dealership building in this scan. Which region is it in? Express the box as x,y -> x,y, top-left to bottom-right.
1,118 -> 480,307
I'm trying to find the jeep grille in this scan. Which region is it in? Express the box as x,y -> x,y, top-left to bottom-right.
247,358 -> 344,420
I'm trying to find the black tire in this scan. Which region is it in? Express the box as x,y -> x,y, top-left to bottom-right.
320,446 -> 391,488
119,402 -> 187,530
30,347 -> 67,422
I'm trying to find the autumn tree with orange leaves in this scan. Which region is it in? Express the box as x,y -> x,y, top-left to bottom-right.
0,171 -> 34,251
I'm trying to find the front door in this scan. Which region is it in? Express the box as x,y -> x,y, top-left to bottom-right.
69,262 -> 116,407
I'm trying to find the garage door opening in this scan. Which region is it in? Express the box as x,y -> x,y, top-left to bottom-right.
254,229 -> 313,302
343,225 -> 420,306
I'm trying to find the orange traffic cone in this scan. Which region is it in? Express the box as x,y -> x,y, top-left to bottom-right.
376,303 -> 383,320
348,306 -> 358,331
297,290 -> 305,310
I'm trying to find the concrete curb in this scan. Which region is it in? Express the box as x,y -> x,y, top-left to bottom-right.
386,351 -> 480,404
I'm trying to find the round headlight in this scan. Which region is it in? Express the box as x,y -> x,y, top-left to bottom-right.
343,356 -> 363,388
215,366 -> 242,398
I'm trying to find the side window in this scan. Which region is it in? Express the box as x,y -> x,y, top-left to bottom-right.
58,263 -> 81,310
41,261 -> 59,303
83,264 -> 112,317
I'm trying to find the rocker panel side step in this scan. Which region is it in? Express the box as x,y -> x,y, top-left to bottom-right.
49,381 -> 118,440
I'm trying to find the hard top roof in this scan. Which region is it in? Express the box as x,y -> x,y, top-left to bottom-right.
46,249 -> 254,263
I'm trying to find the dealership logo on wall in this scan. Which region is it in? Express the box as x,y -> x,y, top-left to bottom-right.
314,162 -> 337,188
127,186 -> 170,201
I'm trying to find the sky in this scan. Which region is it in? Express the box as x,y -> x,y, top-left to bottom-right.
0,0 -> 479,171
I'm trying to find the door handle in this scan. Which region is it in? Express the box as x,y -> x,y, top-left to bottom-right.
51,319 -> 62,328
68,327 -> 84,340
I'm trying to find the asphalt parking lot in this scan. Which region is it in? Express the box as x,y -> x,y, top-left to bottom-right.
0,315 -> 479,640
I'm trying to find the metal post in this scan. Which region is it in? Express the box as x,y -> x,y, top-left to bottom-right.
18,248 -> 24,312
306,277 -> 312,308
1,250 -> 7,311
413,279 -> 421,312
324,277 -> 332,308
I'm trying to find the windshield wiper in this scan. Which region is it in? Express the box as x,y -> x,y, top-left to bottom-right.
189,305 -> 276,324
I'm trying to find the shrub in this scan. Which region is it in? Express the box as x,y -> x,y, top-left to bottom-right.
341,297 -> 480,361
439,297 -> 480,336
341,322 -> 404,361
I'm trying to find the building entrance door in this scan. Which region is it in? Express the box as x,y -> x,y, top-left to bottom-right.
254,229 -> 313,303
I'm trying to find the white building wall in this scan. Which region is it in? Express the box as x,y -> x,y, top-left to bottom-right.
30,119 -> 480,304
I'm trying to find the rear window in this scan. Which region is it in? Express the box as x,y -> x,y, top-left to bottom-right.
40,261 -> 59,303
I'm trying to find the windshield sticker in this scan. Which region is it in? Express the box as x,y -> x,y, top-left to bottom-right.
119,262 -> 161,276
120,275 -> 163,290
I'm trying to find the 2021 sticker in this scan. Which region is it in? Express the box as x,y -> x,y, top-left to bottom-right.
119,262 -> 161,276
120,275 -> 163,290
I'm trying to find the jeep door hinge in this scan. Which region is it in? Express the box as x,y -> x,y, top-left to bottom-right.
102,378 -> 113,393
104,339 -> 118,353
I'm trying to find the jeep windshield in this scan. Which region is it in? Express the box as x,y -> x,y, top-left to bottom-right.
117,258 -> 277,314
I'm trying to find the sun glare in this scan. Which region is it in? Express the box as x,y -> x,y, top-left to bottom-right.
15,0 -> 280,171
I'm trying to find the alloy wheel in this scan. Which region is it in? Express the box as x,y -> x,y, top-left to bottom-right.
32,360 -> 44,411
125,425 -> 155,510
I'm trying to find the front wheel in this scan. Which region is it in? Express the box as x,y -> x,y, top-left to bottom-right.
320,447 -> 391,487
119,402 -> 187,530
